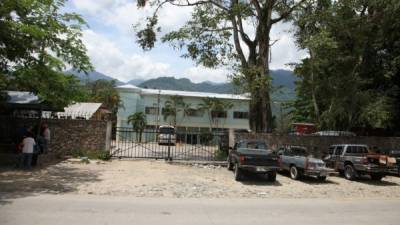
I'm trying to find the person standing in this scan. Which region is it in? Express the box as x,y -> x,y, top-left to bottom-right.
21,132 -> 36,169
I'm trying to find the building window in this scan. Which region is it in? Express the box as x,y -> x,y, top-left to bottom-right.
233,111 -> 249,119
145,107 -> 158,115
211,110 -> 227,118
186,109 -> 204,117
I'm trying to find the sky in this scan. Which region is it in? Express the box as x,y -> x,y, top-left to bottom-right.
64,0 -> 307,83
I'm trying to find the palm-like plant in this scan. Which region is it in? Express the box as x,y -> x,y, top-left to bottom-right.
127,112 -> 147,142
162,95 -> 185,126
198,97 -> 233,130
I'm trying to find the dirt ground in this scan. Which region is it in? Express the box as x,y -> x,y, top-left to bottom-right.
1,159 -> 400,199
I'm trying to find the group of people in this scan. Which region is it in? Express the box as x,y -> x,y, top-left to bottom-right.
15,123 -> 51,169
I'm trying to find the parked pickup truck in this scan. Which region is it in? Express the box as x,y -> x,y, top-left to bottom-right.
227,140 -> 279,182
277,146 -> 336,181
324,144 -> 398,181
376,148 -> 400,176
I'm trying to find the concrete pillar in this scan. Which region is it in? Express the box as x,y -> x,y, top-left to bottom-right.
228,128 -> 235,148
105,121 -> 112,151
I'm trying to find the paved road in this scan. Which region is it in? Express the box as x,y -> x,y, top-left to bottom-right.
1,195 -> 399,225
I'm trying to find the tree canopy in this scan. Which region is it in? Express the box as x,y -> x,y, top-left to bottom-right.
135,0 -> 306,132
0,0 -> 92,108
291,0 -> 400,133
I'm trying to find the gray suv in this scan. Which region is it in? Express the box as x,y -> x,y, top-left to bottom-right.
325,144 -> 398,181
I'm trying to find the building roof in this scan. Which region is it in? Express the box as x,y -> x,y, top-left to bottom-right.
1,91 -> 61,111
116,85 -> 250,100
4,91 -> 40,104
57,102 -> 103,119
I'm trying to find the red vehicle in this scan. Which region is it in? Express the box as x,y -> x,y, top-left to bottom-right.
290,123 -> 317,135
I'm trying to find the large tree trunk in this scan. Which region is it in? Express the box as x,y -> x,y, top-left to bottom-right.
254,13 -> 273,133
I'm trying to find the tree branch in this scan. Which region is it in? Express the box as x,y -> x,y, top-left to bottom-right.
230,16 -> 248,67
250,0 -> 261,17
271,0 -> 306,24
168,0 -> 229,11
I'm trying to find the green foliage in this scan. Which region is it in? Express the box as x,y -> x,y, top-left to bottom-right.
127,112 -> 147,142
198,97 -> 233,129
85,79 -> 123,120
70,149 -> 112,161
0,0 -> 92,108
292,0 -> 400,132
136,0 -> 305,132
214,148 -> 228,161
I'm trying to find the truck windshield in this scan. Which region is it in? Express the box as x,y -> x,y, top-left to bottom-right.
159,127 -> 175,134
292,148 -> 308,156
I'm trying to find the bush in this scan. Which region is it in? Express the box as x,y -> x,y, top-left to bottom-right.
214,149 -> 228,161
70,149 -> 112,161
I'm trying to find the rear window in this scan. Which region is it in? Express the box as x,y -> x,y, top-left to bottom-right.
238,141 -> 268,150
334,146 -> 343,155
345,146 -> 368,155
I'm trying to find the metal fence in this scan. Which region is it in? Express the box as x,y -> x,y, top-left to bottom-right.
111,127 -> 229,161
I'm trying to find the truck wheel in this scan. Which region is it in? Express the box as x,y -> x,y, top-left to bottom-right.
267,171 -> 277,182
227,158 -> 233,171
370,174 -> 383,181
344,165 -> 356,180
317,176 -> 327,181
234,163 -> 244,181
290,166 -> 300,180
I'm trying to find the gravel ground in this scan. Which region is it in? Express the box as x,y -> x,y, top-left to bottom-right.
1,159 -> 400,199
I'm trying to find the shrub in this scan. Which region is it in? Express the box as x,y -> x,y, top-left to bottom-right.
214,149 -> 228,161
70,149 -> 112,161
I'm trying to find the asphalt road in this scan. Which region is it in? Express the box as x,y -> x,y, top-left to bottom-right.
1,195 -> 399,225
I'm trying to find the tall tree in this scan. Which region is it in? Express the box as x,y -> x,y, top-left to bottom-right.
135,0 -> 305,132
86,79 -> 123,121
292,0 -> 400,132
0,0 -> 92,108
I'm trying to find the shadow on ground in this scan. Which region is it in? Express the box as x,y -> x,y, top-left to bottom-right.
278,171 -> 339,185
238,173 -> 282,186
352,176 -> 399,186
0,157 -> 101,206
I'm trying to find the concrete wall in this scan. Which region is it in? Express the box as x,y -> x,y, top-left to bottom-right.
0,116 -> 109,155
235,133 -> 400,156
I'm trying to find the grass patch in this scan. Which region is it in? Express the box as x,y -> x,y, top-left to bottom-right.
70,149 -> 112,161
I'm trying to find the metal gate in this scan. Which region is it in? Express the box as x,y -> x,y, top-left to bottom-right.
110,127 -> 228,161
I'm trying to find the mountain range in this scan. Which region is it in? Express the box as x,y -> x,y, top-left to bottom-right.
66,69 -> 298,101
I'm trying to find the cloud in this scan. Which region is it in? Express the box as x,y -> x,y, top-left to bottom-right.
72,0 -> 192,35
269,22 -> 308,69
82,30 -> 171,82
70,1 -> 306,84
183,66 -> 230,83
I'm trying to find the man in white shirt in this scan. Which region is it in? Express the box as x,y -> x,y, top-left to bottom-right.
22,133 -> 36,169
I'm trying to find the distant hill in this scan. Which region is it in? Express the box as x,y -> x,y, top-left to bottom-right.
138,77 -> 236,94
136,70 -> 297,99
127,79 -> 146,86
65,69 -> 125,85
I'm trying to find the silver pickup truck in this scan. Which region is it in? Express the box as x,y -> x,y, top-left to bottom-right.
278,146 -> 336,181
325,144 -> 398,180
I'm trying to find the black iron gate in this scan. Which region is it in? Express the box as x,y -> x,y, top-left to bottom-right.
110,127 -> 228,161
